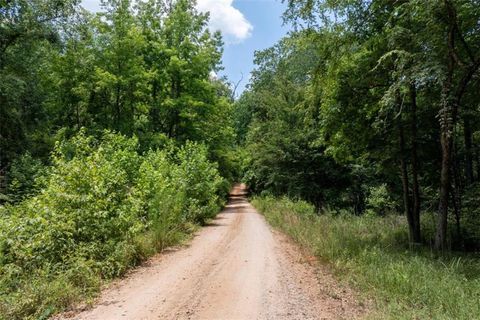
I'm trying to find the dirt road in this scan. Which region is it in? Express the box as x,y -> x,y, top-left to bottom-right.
67,184 -> 364,320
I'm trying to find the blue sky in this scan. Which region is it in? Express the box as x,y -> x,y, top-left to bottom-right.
218,0 -> 290,94
81,0 -> 290,95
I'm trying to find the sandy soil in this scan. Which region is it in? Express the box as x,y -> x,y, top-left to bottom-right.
60,184 -> 367,320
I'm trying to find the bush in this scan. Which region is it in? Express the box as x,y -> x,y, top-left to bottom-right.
175,142 -> 224,224
133,149 -> 186,254
365,183 -> 395,216
1,131 -> 143,275
0,131 -> 226,319
5,153 -> 47,203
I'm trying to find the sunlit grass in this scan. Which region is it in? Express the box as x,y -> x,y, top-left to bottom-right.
253,196 -> 480,319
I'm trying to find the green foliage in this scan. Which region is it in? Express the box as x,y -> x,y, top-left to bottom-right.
457,183 -> 480,250
0,0 -> 80,168
175,142 -> 224,224
233,91 -> 256,145
1,0 -> 236,317
254,196 -> 480,319
2,0 -> 236,181
1,131 -> 142,278
0,131 -> 225,319
5,153 -> 47,203
365,184 -> 396,216
239,0 -> 480,249
133,148 -> 189,254
236,32 -> 351,207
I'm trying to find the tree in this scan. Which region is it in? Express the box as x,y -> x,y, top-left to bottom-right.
242,0 -> 480,249
0,0 -> 78,167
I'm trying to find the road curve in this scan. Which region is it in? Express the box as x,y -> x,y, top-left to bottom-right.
65,184 -> 364,320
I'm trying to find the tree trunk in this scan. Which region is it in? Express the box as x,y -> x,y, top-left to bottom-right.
436,0 -> 455,251
451,138 -> 462,244
398,118 -> 415,243
436,127 -> 451,251
463,116 -> 474,184
115,84 -> 121,130
410,83 -> 421,243
436,0 -> 480,250
76,104 -> 80,130
168,75 -> 180,139
151,80 -> 159,131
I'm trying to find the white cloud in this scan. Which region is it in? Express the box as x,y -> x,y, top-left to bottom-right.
81,0 -> 101,12
81,0 -> 253,43
209,70 -> 218,80
196,0 -> 253,43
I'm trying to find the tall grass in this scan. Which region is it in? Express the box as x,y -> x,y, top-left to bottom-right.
252,196 -> 480,319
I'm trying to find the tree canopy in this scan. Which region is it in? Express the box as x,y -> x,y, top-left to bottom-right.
237,0 -> 480,250
1,0 -> 235,176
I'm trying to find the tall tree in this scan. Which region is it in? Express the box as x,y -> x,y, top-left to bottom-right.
0,0 -> 78,167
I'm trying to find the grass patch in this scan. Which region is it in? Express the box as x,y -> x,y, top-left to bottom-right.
252,196 -> 480,319
0,223 -> 196,320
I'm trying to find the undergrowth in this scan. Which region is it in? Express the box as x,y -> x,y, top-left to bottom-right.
252,196 -> 480,320
0,130 -> 227,320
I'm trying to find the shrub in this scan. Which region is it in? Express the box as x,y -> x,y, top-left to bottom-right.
1,131 -> 143,277
175,141 -> 224,224
134,149 -> 186,253
0,131 -> 226,319
365,183 -> 395,216
5,152 -> 47,203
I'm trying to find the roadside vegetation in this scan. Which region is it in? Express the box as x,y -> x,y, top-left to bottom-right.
3,0 -> 480,318
0,131 -> 226,319
0,0 -> 235,318
253,196 -> 480,319
236,1 -> 480,318
237,0 -> 480,251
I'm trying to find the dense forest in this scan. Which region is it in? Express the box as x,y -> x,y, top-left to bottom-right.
0,0 -> 236,177
237,0 -> 480,251
1,0 -> 480,319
